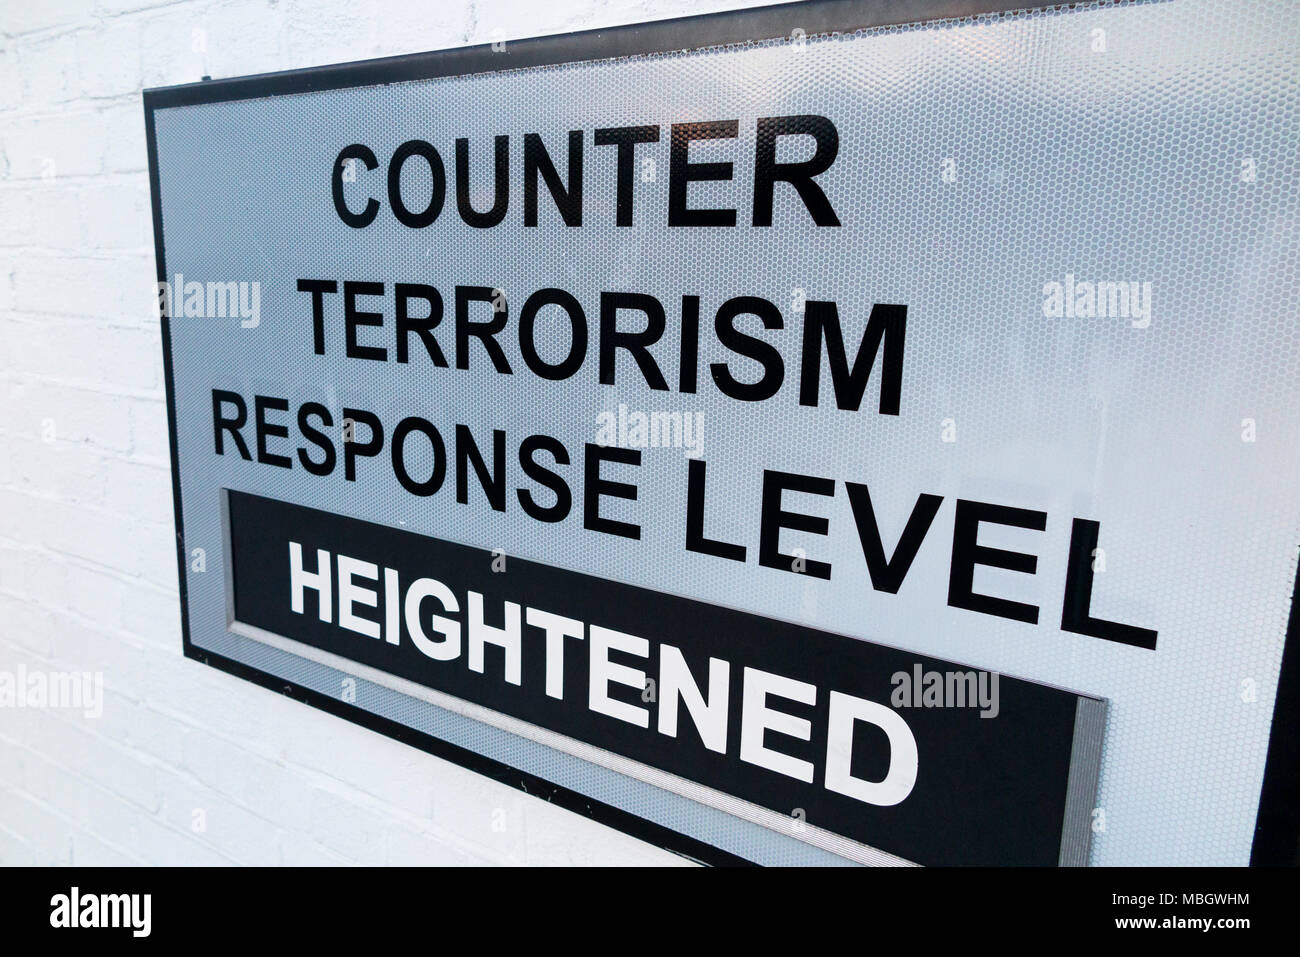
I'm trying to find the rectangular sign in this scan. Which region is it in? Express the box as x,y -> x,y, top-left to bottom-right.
145,0 -> 1300,865
226,489 -> 1103,865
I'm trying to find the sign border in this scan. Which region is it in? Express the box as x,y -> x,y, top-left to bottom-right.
142,0 -> 1298,866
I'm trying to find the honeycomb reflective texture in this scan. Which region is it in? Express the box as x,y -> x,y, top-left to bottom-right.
153,0 -> 1300,864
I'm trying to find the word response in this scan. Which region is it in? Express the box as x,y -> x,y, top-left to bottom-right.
212,391 -> 1155,648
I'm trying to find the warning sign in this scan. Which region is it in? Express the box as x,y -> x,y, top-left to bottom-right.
146,0 -> 1300,865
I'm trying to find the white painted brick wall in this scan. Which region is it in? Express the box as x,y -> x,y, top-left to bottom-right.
0,0 -> 779,867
